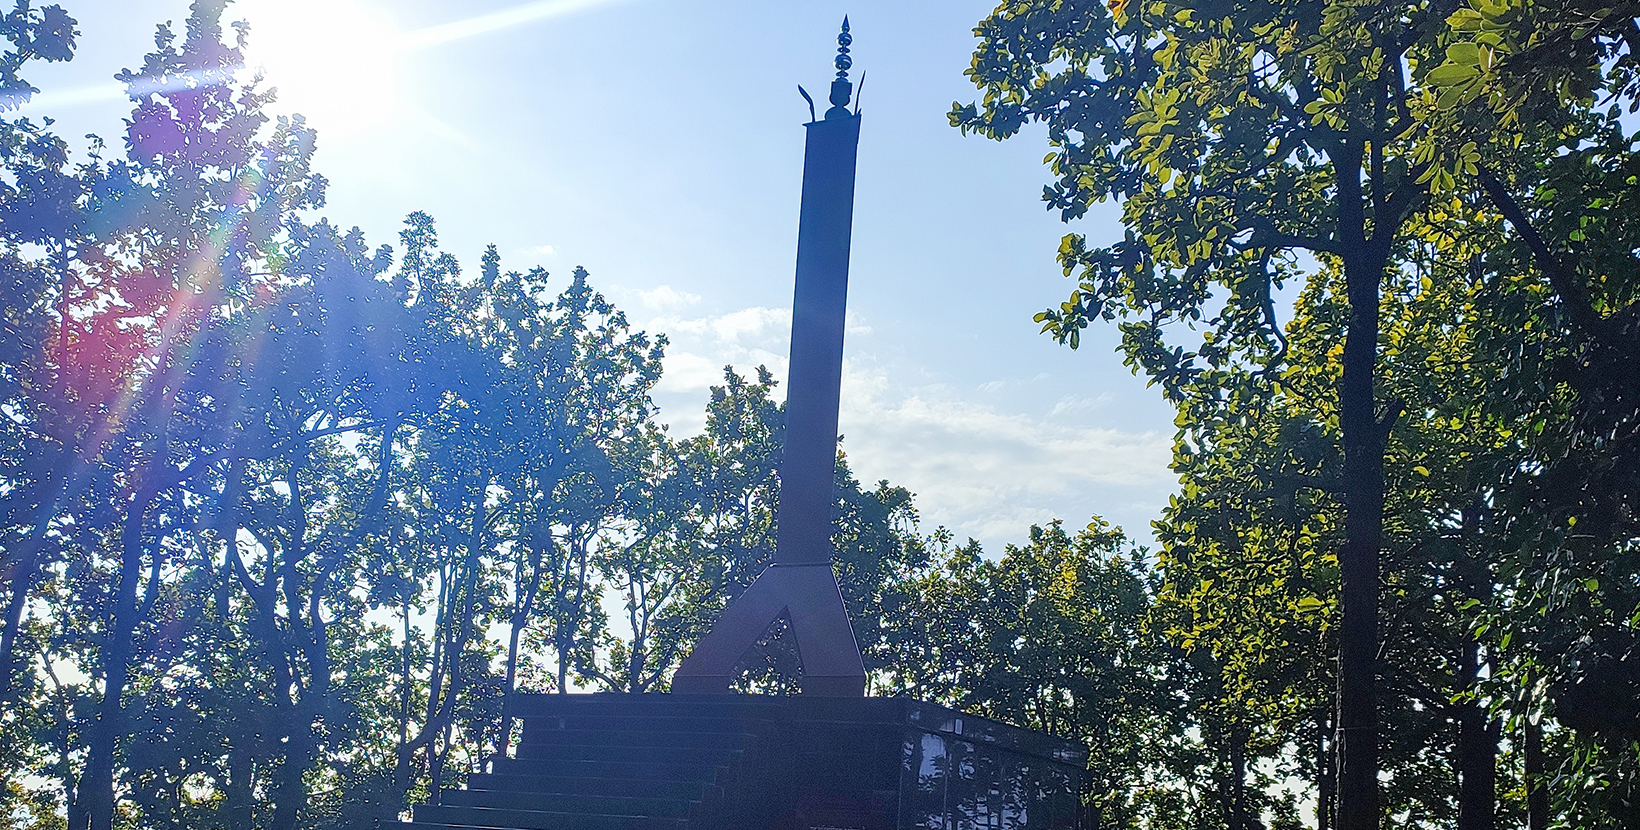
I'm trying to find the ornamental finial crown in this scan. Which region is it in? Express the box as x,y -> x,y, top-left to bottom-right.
825,17 -> 853,119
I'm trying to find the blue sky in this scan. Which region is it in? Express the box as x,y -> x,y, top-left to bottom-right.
26,0 -> 1179,552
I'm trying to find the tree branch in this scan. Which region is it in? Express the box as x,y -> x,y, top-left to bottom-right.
1245,215 -> 1341,255
1476,165 -> 1606,337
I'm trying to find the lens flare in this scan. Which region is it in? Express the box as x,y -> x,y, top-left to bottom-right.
234,0 -> 404,138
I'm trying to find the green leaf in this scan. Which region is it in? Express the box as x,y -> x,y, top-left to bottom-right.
1427,62 -> 1481,88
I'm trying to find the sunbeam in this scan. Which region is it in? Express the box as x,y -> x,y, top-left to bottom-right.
13,0 -> 631,136
402,0 -> 631,48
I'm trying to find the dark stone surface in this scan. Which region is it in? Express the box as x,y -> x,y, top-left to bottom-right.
400,694 -> 1085,830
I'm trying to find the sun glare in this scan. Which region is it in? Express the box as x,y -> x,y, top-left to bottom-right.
235,0 -> 405,138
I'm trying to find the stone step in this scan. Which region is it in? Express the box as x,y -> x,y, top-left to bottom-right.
513,743 -> 739,766
522,714 -> 766,739
520,729 -> 748,750
490,757 -> 723,782
506,695 -> 779,721
465,773 -> 712,801
411,804 -> 686,830
441,788 -> 695,818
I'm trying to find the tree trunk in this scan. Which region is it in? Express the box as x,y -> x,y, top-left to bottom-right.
1455,636 -> 1497,830
1335,147 -> 1386,830
0,531 -> 46,698
1456,504 -> 1497,830
1230,733 -> 1251,830
2,241 -> 83,696
555,530 -> 591,695
400,596 -> 414,750
225,738 -> 253,830
497,539 -> 544,762
268,458 -> 316,830
430,717 -> 459,805
0,449 -> 70,701
1524,719 -> 1548,830
271,577 -> 333,830
397,485 -> 487,803
1317,706 -> 1334,830
44,667 -> 85,830
497,615 -> 524,762
267,615 -> 307,830
82,487 -> 157,830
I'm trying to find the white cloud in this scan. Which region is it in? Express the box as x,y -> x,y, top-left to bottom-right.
836,364 -> 1172,547
844,309 -> 872,336
644,305 -> 1175,550
654,350 -> 725,396
645,306 -> 794,437
660,306 -> 788,344
1049,393 -> 1114,417
842,380 -> 1167,486
638,284 -> 701,311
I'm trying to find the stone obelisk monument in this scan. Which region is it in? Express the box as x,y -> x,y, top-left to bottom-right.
403,25 -> 1088,830
671,20 -> 866,697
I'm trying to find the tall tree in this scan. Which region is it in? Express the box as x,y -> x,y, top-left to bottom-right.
0,0 -> 81,701
1421,2 -> 1640,819
951,2 -> 1476,825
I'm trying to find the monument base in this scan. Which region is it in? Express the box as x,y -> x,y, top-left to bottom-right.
671,563 -> 867,697
401,693 -> 1085,830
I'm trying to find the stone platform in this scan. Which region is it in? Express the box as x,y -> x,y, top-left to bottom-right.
401,693 -> 1085,830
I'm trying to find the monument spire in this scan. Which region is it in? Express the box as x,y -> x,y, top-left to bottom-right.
827,17 -> 852,119
672,21 -> 867,697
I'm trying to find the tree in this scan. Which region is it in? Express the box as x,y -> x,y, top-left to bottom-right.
0,4 -> 351,827
0,0 -> 81,700
950,2 -> 1498,825
0,23 -> 82,830
0,7 -> 946,825
1419,3 -> 1640,821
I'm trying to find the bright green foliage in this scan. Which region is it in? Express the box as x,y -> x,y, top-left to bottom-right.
948,1 -> 1466,828
879,519 -> 1201,828
8,1 -> 1640,829
952,0 -> 1440,377
950,0 -> 1640,827
1415,3 -> 1640,821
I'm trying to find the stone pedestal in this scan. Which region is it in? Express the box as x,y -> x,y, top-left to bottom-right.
402,694 -> 1085,830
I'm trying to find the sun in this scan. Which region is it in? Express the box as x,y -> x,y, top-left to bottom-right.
233,0 -> 406,139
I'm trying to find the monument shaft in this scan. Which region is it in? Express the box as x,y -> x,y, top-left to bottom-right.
777,114 -> 859,566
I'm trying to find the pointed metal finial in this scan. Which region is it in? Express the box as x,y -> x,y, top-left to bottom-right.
825,16 -> 854,119
835,17 -> 852,79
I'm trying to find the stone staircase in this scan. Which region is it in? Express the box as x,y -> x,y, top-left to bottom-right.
399,693 -> 1086,830
401,696 -> 778,830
